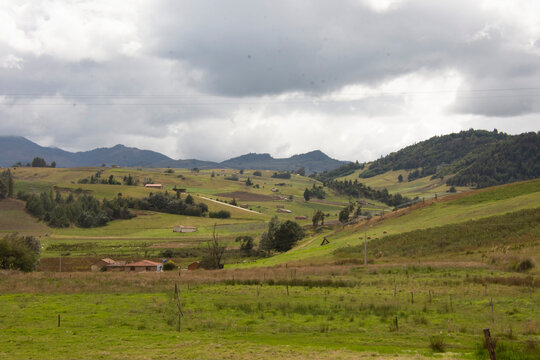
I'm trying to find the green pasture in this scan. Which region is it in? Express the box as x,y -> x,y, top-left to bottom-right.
0,266 -> 538,359
245,179 -> 540,267
338,169 -> 470,199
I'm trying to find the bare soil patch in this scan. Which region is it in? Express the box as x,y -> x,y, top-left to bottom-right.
217,191 -> 275,202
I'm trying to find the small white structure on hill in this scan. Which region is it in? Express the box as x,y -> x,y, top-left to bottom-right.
173,225 -> 197,233
145,184 -> 163,189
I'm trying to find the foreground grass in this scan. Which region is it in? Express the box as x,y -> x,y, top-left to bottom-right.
0,266 -> 538,359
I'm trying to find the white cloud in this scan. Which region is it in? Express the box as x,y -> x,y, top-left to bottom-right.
0,0 -> 538,162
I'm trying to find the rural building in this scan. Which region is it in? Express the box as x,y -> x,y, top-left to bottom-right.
173,225 -> 197,233
295,216 -> 308,220
145,184 -> 163,189
124,260 -> 163,272
271,188 -> 279,192
240,203 -> 249,209
187,261 -> 200,270
276,204 -> 285,209
277,208 -> 292,213
91,258 -> 123,272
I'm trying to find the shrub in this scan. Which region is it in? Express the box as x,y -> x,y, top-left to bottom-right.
0,234 -> 40,272
429,333 -> 446,352
515,259 -> 535,273
253,171 -> 262,176
163,260 -> 177,271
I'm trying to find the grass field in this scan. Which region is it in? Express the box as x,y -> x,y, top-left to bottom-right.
0,265 -> 538,359
1,167 -> 539,359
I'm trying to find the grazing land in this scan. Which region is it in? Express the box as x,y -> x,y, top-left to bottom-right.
1,165 -> 539,359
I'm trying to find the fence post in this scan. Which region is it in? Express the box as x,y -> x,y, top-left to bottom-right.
58,314 -> 61,327
483,328 -> 496,360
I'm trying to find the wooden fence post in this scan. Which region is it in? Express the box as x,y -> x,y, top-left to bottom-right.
483,328 -> 496,360
58,314 -> 61,327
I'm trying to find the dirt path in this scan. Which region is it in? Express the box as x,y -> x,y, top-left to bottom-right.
197,196 -> 263,215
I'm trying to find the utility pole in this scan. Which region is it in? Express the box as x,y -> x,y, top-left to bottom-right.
359,223 -> 368,266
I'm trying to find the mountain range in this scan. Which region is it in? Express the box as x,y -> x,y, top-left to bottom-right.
0,136 -> 348,173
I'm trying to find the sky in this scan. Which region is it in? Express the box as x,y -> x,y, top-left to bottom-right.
1,0 -> 539,162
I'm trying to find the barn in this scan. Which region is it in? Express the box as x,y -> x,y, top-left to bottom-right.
124,260 -> 163,272
145,184 -> 163,189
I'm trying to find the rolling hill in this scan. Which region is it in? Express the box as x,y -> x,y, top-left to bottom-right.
314,129 -> 540,189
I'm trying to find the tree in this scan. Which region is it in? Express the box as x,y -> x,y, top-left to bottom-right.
398,174 -> 403,183
303,188 -> 311,202
0,233 -> 40,272
339,206 -> 350,224
253,170 -> 262,176
273,220 -> 305,252
312,210 -> 325,227
260,217 -> 305,252
201,224 -> 225,269
185,194 -> 194,205
235,236 -> 254,254
31,157 -> 47,167
245,177 -> 253,186
50,161 -> 56,168
296,167 -> 306,176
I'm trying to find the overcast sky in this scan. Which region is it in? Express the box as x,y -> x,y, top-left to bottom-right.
1,0 -> 539,162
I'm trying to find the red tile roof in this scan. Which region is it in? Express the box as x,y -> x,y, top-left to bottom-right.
125,260 -> 161,267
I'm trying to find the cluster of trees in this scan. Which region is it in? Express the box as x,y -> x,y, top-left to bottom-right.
0,233 -> 41,272
0,169 -> 14,199
446,132 -> 540,188
77,171 -> 136,185
325,179 -> 410,207
19,191 -> 134,228
338,203 -> 364,224
209,210 -> 231,218
359,129 -> 508,179
12,157 -> 57,168
125,192 -> 209,217
260,217 -> 305,252
253,170 -> 262,176
271,172 -> 291,179
303,184 -> 326,201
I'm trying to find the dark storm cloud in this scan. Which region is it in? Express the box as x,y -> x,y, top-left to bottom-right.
149,0 -> 540,117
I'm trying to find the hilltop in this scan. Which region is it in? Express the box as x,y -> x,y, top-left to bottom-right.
314,129 -> 540,189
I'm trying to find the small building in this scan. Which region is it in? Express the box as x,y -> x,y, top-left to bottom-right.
240,203 -> 249,209
124,260 -> 163,272
277,208 -> 292,213
173,225 -> 197,233
295,216 -> 308,220
276,204 -> 285,209
187,261 -> 200,271
145,184 -> 163,189
91,258 -> 117,272
271,188 -> 279,192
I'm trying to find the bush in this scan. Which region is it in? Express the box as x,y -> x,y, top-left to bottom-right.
163,260 -> 177,271
253,171 -> 262,176
429,333 -> 446,352
515,259 -> 535,273
209,210 -> 231,219
0,234 -> 40,272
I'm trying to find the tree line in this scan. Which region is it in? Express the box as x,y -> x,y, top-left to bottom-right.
325,179 -> 410,207
18,191 -> 135,228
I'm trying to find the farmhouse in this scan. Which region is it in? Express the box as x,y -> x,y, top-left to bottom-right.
91,258 -> 125,272
277,208 -> 292,213
173,225 -> 197,233
124,260 -> 163,272
145,184 -> 163,189
295,216 -> 308,220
